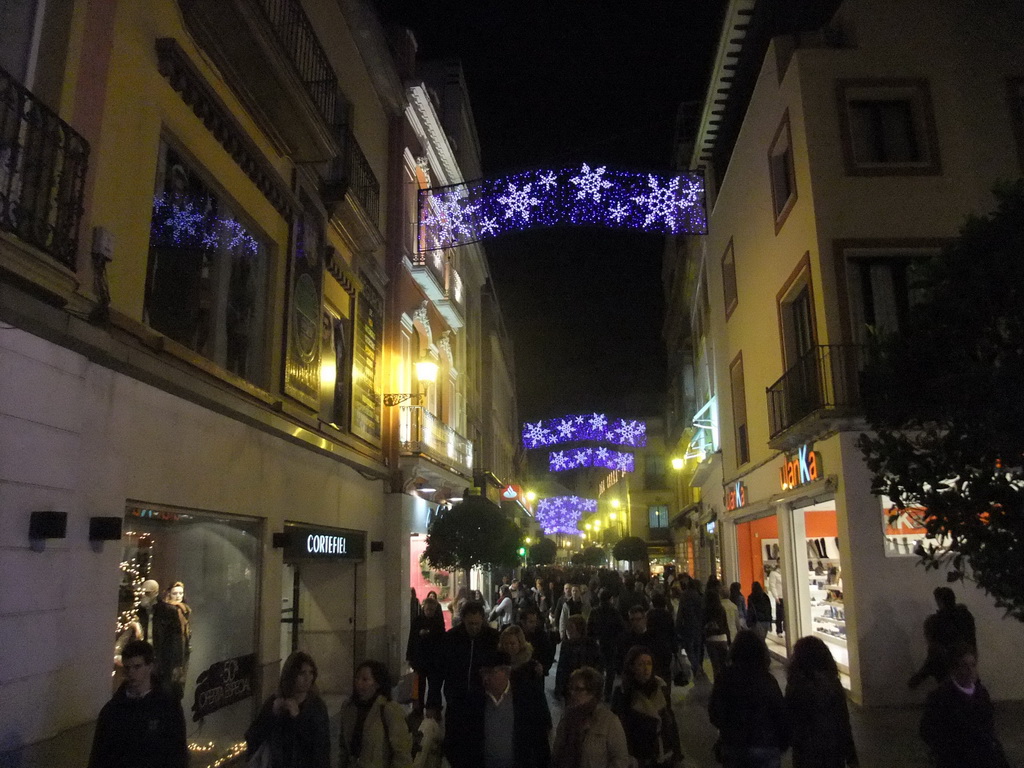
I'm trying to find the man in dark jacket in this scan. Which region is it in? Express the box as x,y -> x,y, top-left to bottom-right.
88,640 -> 187,768
616,606 -> 672,689
519,606 -> 555,676
463,649 -> 552,768
427,601 -> 500,768
909,586 -> 978,688
588,588 -> 626,700
407,596 -> 446,711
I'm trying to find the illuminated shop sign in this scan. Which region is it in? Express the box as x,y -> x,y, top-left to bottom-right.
502,485 -> 520,501
283,524 -> 365,561
779,444 -> 821,491
724,481 -> 747,511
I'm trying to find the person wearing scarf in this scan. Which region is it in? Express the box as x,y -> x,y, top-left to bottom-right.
338,660 -> 412,768
553,666 -> 629,768
611,646 -> 684,768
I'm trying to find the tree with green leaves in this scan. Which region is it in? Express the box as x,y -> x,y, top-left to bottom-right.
529,537 -> 557,565
612,536 -> 648,565
573,546 -> 607,567
858,180 -> 1024,621
423,496 -> 523,583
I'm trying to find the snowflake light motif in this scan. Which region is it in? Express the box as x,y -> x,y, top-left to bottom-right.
522,421 -> 553,448
551,451 -> 570,471
480,217 -> 499,236
569,164 -> 612,202
423,191 -> 478,247
555,419 -> 577,441
609,201 -> 630,223
632,175 -> 693,229
497,182 -> 541,222
614,453 -> 635,472
536,496 -> 598,535
538,171 -> 558,191
589,413 -> 608,433
594,447 -> 610,463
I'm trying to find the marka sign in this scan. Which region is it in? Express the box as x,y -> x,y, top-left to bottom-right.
724,481 -> 747,511
779,444 -> 821,491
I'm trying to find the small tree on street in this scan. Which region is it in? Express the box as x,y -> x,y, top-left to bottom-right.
612,536 -> 648,567
573,546 -> 607,567
529,537 -> 557,565
423,496 -> 523,585
858,181 -> 1024,621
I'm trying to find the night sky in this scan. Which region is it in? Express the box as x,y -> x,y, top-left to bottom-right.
383,1 -> 725,420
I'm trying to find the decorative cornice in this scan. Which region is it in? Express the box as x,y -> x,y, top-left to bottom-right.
326,247 -> 360,297
155,38 -> 294,218
406,83 -> 461,186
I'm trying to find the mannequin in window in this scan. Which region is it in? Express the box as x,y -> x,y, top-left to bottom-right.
152,581 -> 192,700
767,565 -> 785,636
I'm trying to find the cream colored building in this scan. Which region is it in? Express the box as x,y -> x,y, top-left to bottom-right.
669,0 -> 1024,705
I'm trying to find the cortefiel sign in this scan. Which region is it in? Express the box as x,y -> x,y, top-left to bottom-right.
283,524 -> 366,561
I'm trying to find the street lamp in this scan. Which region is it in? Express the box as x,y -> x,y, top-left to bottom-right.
671,456 -> 685,471
383,356 -> 438,406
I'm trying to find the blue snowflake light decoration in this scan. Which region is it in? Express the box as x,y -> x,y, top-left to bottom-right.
521,414 -> 647,449
419,165 -> 706,250
536,496 -> 598,535
548,447 -> 635,473
151,194 -> 260,256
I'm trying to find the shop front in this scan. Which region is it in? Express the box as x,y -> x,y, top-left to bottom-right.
117,503 -> 260,763
279,523 -> 364,695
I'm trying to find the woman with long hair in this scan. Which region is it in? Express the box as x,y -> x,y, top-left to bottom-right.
338,659 -> 413,768
786,636 -> 858,768
611,646 -> 683,768
709,631 -> 789,768
702,588 -> 731,680
552,666 -> 630,768
245,651 -> 330,768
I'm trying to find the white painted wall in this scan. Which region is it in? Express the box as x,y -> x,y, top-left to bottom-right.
0,328 -> 387,748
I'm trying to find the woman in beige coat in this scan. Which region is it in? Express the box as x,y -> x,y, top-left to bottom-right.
552,666 -> 631,768
339,660 -> 413,768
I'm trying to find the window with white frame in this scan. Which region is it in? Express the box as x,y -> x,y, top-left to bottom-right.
648,505 -> 670,529
845,252 -> 933,344
837,79 -> 941,175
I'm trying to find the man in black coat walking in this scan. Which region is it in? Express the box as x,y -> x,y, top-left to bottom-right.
88,640 -> 187,768
427,601 -> 501,768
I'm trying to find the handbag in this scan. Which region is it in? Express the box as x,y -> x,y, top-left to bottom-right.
247,742 -> 273,768
671,649 -> 692,686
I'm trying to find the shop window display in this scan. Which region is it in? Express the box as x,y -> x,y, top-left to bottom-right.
798,502 -> 848,672
116,504 -> 260,766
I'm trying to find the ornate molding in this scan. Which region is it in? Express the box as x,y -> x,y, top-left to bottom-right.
155,38 -> 294,218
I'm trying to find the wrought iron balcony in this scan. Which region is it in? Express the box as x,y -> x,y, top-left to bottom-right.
322,127 -> 380,226
399,405 -> 473,476
177,0 -> 343,161
0,65 -> 88,270
766,344 -> 864,443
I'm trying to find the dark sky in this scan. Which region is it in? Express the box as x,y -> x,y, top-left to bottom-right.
383,1 -> 725,420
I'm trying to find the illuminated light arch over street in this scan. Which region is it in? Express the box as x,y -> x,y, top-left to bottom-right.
535,496 -> 598,535
549,447 -> 635,473
419,165 -> 706,251
522,413 -> 647,449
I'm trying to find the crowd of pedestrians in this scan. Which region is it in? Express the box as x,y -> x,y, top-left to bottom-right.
86,571 -> 1010,768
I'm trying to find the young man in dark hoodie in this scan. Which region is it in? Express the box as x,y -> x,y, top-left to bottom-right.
88,640 -> 187,768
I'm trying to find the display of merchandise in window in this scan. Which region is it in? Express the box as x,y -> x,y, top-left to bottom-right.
807,536 -> 845,643
116,505 -> 260,765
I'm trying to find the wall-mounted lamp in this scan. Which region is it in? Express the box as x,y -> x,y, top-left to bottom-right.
89,517 -> 122,541
671,457 -> 685,471
29,511 -> 67,540
383,357 -> 439,406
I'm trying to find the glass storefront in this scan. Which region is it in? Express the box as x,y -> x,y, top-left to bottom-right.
795,499 -> 848,671
116,504 -> 260,767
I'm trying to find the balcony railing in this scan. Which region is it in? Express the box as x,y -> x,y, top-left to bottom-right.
766,344 -> 864,439
399,405 -> 473,475
255,0 -> 338,127
323,127 -> 379,225
0,65 -> 88,270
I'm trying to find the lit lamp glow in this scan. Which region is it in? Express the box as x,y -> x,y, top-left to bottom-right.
671,457 -> 685,471
415,358 -> 439,383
